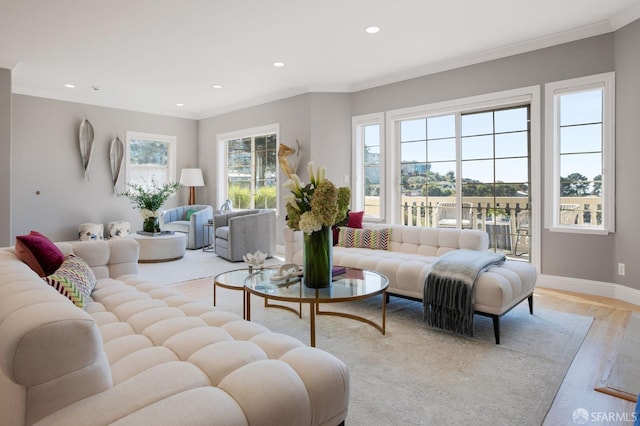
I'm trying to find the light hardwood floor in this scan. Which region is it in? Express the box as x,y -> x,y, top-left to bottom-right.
171,280 -> 639,424
534,288 -> 639,425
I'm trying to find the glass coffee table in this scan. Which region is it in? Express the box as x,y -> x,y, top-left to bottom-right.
243,267 -> 388,347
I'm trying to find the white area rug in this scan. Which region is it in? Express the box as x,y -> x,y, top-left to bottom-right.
146,250 -> 593,425
137,249 -> 284,284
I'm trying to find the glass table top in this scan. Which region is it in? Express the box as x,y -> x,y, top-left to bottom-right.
215,266 -> 388,303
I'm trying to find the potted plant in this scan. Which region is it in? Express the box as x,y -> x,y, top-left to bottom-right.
120,180 -> 181,233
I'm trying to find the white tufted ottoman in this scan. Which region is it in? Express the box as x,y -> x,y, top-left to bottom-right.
129,232 -> 186,262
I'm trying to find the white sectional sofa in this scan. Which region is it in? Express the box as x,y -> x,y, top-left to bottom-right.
0,238 -> 349,426
284,223 -> 537,344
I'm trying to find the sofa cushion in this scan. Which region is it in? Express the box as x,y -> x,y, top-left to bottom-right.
215,226 -> 229,240
347,211 -> 364,228
15,231 -> 65,276
337,227 -> 391,250
162,221 -> 191,234
43,255 -> 97,308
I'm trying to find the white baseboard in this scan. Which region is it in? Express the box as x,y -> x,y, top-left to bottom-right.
537,274 -> 640,307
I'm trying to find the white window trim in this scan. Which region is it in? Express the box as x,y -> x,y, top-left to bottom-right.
216,123 -> 280,211
385,86 -> 541,270
352,112 -> 385,222
544,72 -> 615,235
125,131 -> 177,187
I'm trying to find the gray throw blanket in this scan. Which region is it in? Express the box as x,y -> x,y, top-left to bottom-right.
424,249 -> 506,336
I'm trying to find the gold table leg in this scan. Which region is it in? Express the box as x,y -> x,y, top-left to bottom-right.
310,302 -> 316,347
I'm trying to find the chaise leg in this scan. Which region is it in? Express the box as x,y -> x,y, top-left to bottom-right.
385,293 -> 390,304
492,316 -> 500,345
528,294 -> 534,315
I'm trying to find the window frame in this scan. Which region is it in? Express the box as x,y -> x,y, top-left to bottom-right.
217,123 -> 280,213
384,86 -> 541,269
125,131 -> 177,189
352,112 -> 385,222
544,72 -> 615,235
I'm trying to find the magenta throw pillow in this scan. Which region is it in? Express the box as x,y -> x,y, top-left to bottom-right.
347,211 -> 364,228
15,231 -> 65,276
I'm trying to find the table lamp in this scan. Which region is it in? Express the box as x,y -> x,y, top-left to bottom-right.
180,168 -> 205,205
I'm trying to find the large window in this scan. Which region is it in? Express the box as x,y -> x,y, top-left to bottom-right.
125,131 -> 176,188
545,73 -> 615,234
352,113 -> 384,220
217,124 -> 278,211
377,86 -> 540,265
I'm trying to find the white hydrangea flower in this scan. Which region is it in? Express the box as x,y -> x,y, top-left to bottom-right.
299,211 -> 322,234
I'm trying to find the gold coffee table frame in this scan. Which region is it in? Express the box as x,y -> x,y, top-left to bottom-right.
243,267 -> 388,347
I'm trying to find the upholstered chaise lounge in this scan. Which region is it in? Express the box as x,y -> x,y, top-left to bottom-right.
285,223 -> 537,344
0,238 -> 349,425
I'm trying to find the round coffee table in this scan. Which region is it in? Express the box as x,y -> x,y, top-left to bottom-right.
129,232 -> 186,262
243,267 -> 388,347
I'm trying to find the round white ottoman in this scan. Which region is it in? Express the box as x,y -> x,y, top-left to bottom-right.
129,232 -> 186,263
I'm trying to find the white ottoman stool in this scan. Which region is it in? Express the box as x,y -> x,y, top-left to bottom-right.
129,232 -> 186,263
79,223 -> 104,241
107,221 -> 130,239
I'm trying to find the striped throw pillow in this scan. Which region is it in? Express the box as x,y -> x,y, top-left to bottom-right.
337,227 -> 391,250
43,255 -> 97,308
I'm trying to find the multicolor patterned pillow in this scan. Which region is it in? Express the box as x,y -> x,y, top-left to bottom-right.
337,227 -> 391,250
43,255 -> 97,308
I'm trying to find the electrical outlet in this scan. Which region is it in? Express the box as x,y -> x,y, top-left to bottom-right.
618,263 -> 625,276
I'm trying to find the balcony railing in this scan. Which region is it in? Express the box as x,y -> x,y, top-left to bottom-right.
364,195 -> 603,261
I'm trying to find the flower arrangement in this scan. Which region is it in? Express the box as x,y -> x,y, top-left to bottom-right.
284,162 -> 351,234
120,180 -> 181,232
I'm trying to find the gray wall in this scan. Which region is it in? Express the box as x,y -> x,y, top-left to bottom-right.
613,19 -> 640,289
197,92 -> 352,245
11,95 -> 198,242
4,21 -> 639,290
0,69 -> 10,246
351,34 -> 617,284
198,93 -> 312,244
309,93 -> 352,185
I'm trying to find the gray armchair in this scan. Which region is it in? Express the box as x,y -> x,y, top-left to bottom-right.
159,205 -> 213,249
213,209 -> 276,262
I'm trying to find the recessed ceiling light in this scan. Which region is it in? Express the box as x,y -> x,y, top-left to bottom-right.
176,103 -> 184,107
365,26 -> 380,34
273,62 -> 285,68
212,84 -> 223,89
64,83 -> 75,88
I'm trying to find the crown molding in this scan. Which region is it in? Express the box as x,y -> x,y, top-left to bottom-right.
350,20 -> 614,93
11,86 -> 199,120
609,2 -> 640,30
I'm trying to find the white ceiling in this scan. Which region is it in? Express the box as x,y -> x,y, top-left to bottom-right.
2,0 -> 639,120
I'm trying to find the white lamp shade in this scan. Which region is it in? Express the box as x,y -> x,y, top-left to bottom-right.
180,168 -> 205,187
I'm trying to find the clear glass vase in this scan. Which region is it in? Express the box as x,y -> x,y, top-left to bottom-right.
303,226 -> 333,288
143,215 -> 159,233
